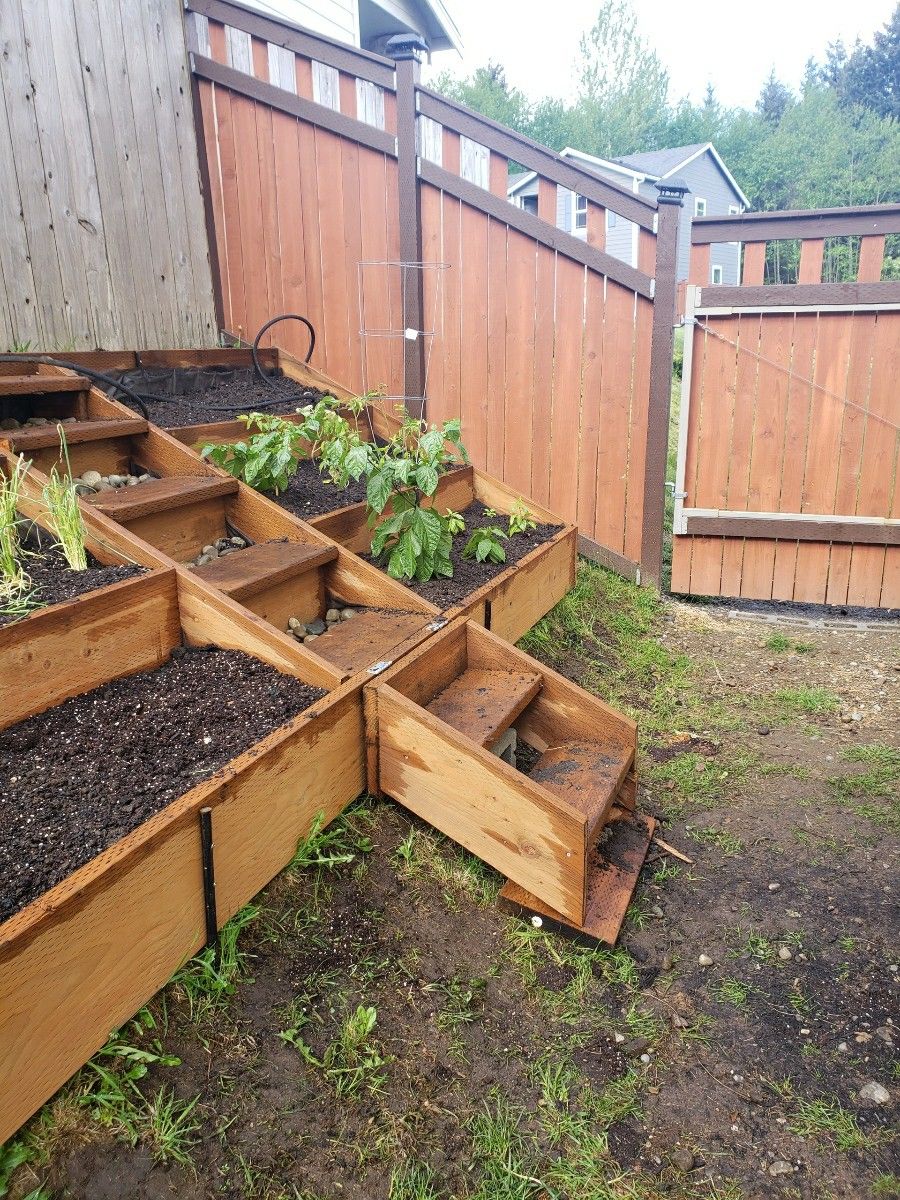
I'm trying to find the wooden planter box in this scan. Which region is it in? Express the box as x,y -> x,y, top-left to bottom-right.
312,466 -> 577,642
365,618 -> 654,942
37,346 -> 384,450
0,568 -> 366,1142
5,398 -> 440,682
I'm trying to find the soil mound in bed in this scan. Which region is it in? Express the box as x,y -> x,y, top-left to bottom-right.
107,367 -> 328,427
0,532 -> 145,629
270,458 -> 369,519
0,646 -> 326,923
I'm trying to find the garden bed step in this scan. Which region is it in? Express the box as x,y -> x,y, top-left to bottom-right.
500,807 -> 656,944
310,610 -> 429,675
192,540 -> 337,602
426,667 -> 542,750
527,740 -> 634,844
3,417 -> 148,451
0,374 -> 90,396
87,474 -> 239,522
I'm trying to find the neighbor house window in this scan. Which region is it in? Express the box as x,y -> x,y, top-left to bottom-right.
607,209 -> 617,229
521,194 -> 538,215
694,197 -> 707,217
574,193 -> 588,229
711,264 -> 724,284
728,204 -> 740,215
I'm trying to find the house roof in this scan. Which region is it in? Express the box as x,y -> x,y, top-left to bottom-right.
508,141 -> 750,210
614,142 -> 751,208
612,142 -> 709,176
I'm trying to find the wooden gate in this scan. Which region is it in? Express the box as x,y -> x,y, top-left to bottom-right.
672,206 -> 900,609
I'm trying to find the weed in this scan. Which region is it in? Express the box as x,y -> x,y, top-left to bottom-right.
771,687 -> 840,718
77,1031 -> 199,1165
766,632 -> 792,652
717,978 -> 750,1006
831,745 -> 900,822
872,1174 -> 900,1198
290,808 -> 373,873
389,1161 -> 443,1200
444,508 -> 466,536
689,826 -> 745,855
42,427 -> 87,570
284,1004 -> 386,1098
468,1093 -> 546,1200
788,1096 -> 873,1151
425,975 -> 486,1030
395,826 -> 499,907
0,1139 -> 33,1197
172,903 -> 260,1021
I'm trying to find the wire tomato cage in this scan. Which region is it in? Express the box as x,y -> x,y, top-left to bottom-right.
357,260 -> 448,424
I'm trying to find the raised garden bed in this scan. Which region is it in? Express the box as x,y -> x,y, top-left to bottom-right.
365,617 -> 653,941
0,567 -> 366,1143
312,466 -> 578,642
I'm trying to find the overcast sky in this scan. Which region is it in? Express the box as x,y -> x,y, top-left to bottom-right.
424,0 -> 896,110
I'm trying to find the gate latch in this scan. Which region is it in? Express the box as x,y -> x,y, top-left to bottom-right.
665,481 -> 688,500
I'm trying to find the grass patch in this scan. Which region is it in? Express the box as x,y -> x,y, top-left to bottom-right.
770,687 -> 840,718
717,978 -> 750,1006
788,1096 -> 874,1151
765,633 -> 816,655
688,826 -> 745,855
171,902 -> 260,1022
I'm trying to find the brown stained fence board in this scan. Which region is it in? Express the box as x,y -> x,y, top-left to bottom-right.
693,204 -> 900,243
683,517 -> 900,546
416,88 -> 657,231
193,56 -> 397,157
699,282 -> 900,308
188,0 -> 397,88
420,162 -> 653,300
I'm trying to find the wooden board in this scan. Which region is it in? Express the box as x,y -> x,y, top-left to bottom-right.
0,570 -> 179,729
0,374 -> 89,396
88,475 -> 239,522
0,573 -> 363,1143
500,808 -> 656,945
3,417 -> 147,451
192,539 -> 337,600
309,609 -> 430,676
426,667 -> 542,748
374,686 -> 588,925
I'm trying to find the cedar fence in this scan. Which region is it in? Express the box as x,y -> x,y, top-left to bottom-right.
672,207 -> 900,609
0,0 -> 217,350
186,0 -> 683,585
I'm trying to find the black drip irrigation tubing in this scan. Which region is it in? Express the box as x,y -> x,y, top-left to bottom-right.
0,315 -> 319,418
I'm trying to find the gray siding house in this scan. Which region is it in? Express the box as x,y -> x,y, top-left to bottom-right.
508,142 -> 750,284
234,0 -> 461,53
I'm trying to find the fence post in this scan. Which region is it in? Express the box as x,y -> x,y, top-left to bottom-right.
387,34 -> 427,411
640,179 -> 687,587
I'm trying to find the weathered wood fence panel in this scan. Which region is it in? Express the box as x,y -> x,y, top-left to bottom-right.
189,0 -> 680,580
0,0 -> 217,350
673,208 -> 900,609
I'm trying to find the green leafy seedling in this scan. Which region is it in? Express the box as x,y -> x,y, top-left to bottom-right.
463,524 -> 507,565
508,498 -> 537,536
445,508 -> 466,536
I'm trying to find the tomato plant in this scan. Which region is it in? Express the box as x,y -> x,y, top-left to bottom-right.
367,416 -> 469,582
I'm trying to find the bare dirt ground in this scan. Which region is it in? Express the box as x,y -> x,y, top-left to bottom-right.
5,565 -> 898,1200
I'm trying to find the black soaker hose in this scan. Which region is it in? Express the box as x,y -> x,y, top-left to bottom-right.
251,313 -> 316,387
0,353 -> 150,420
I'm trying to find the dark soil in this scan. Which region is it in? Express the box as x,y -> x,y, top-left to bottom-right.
0,646 -> 325,924
369,500 -> 562,609
268,457 -> 369,520
0,526 -> 145,629
106,367 -> 328,428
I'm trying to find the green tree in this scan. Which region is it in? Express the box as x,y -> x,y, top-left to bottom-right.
837,5 -> 900,119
